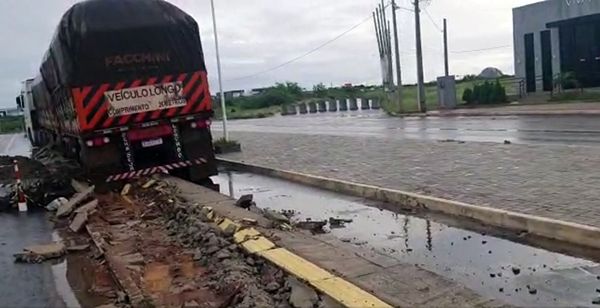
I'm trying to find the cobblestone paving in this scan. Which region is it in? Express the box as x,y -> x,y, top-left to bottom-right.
218,131 -> 600,228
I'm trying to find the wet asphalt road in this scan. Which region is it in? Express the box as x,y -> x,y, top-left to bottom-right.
213,170 -> 600,307
0,133 -> 72,308
213,111 -> 600,146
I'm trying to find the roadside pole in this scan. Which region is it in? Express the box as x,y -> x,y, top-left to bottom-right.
391,0 -> 403,113
443,18 -> 449,76
414,0 -> 426,113
210,0 -> 229,141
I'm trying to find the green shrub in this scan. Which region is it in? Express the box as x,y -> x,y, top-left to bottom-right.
465,79 -> 507,104
462,88 -> 474,104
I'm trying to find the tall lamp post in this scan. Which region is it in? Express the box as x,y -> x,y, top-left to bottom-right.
210,0 -> 229,140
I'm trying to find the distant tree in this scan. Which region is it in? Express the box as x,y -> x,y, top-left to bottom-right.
494,79 -> 507,103
313,83 -> 328,97
462,88 -> 474,104
472,84 -> 481,103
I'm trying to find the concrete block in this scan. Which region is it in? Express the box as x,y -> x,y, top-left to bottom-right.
317,100 -> 327,112
69,211 -> 88,232
348,98 -> 358,111
327,100 -> 337,112
338,98 -> 348,111
299,103 -> 308,114
360,98 -> 370,110
308,102 -> 317,113
371,98 -> 381,109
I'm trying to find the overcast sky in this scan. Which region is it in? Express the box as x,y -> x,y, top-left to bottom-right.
1,0 -> 541,108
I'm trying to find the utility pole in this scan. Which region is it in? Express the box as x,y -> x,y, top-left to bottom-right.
210,0 -> 229,140
391,0 -> 403,113
414,0 -> 426,113
443,18 -> 449,76
380,0 -> 394,88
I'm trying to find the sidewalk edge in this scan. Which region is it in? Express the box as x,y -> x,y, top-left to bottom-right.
218,158 -> 600,249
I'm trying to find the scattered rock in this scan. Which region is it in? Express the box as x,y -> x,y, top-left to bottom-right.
216,250 -> 231,260
242,218 -> 257,226
287,277 -> 318,308
512,267 -> 521,275
498,288 -> 504,293
593,297 -> 600,305
489,273 -> 495,278
121,184 -> 131,196
481,240 -> 487,245
264,209 -> 291,224
340,238 -> 352,243
142,179 -> 156,189
122,253 -> 145,266
328,217 -> 353,228
235,194 -> 255,209
265,281 -> 281,293
295,220 -> 327,233
45,197 -> 68,211
504,140 -> 512,144
528,287 -> 537,295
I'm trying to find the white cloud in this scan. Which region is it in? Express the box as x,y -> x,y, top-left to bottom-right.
0,0 -> 541,108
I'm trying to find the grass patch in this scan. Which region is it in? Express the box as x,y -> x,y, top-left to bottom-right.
0,116 -> 24,133
214,105 -> 280,120
549,90 -> 600,102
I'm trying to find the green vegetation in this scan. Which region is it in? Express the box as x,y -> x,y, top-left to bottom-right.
549,90 -> 600,102
0,116 -> 24,134
461,79 -> 507,105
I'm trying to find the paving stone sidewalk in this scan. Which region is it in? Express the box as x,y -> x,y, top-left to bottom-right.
218,131 -> 600,229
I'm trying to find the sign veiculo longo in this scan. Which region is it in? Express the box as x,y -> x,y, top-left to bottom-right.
105,81 -> 187,117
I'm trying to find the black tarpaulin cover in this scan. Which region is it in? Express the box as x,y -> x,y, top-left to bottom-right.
41,0 -> 206,89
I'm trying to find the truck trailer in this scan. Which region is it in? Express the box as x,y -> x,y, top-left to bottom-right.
27,0 -> 217,183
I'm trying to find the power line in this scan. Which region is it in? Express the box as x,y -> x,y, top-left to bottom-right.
225,7 -> 389,82
423,7 -> 442,32
450,45 -> 511,54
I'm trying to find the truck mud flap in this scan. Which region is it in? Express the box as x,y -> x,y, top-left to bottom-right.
105,158 -> 207,182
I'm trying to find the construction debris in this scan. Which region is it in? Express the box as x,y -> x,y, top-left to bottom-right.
69,211 -> 89,232
263,209 -> 291,224
14,242 -> 66,263
328,217 -> 353,228
235,194 -> 255,209
142,179 -> 156,189
56,186 -> 95,218
120,184 -> 131,196
294,219 -> 327,233
45,197 -> 68,211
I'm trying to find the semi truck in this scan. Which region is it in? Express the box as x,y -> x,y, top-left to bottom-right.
25,0 -> 217,184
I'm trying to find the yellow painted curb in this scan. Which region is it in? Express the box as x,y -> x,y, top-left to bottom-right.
313,277 -> 392,308
211,208 -> 393,307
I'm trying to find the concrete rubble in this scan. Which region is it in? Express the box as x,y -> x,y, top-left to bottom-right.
14,242 -> 66,263
134,179 -> 336,308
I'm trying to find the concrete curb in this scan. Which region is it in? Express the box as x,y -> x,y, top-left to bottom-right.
218,158 -> 600,250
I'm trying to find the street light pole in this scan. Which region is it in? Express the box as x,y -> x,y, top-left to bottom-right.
210,0 -> 229,141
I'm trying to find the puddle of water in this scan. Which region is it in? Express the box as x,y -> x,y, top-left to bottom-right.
212,170 -> 600,307
51,231 -> 81,308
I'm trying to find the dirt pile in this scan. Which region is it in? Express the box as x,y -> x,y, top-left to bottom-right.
0,147 -> 83,211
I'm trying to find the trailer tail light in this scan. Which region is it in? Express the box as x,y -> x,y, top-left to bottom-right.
190,119 -> 211,129
85,136 -> 110,147
128,124 -> 173,142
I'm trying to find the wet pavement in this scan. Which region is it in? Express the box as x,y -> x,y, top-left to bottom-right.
213,170 -> 600,307
213,111 -> 600,146
0,133 -> 80,307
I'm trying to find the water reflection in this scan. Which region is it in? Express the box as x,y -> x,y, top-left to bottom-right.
212,170 -> 600,307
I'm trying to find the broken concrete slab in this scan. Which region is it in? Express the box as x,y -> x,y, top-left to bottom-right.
14,242 -> 66,263
45,197 -> 68,212
71,179 -> 90,193
264,209 -> 291,224
74,199 -> 98,215
287,277 -> 319,308
70,211 -> 89,233
142,179 -> 156,189
67,244 -> 90,252
56,186 -> 95,218
121,184 -> 131,196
